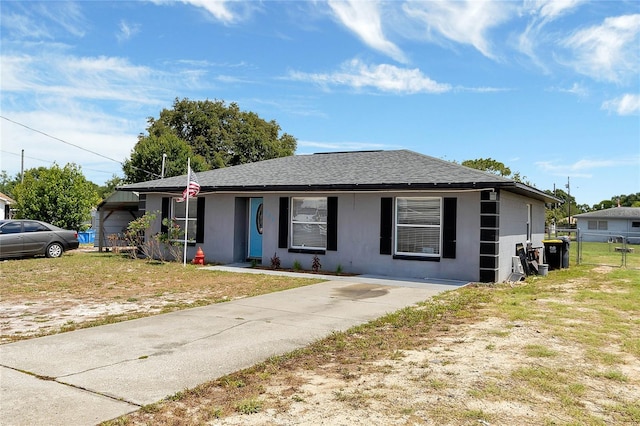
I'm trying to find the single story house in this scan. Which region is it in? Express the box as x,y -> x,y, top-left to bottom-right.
0,192 -> 14,219
574,207 -> 640,243
95,191 -> 143,251
118,150 -> 558,282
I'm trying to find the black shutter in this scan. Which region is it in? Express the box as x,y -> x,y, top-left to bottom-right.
327,197 -> 338,251
161,197 -> 170,234
278,197 -> 289,249
442,197 -> 457,259
196,197 -> 206,243
380,197 -> 393,255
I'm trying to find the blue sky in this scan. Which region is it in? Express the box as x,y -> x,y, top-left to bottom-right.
1,0 -> 638,207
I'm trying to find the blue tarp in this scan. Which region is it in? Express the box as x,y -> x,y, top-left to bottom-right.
78,230 -> 96,244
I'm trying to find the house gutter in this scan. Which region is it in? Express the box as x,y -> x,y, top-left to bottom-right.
118,181 -> 560,203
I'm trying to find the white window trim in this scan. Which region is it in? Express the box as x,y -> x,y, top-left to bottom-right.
394,197 -> 442,257
171,197 -> 198,243
290,197 -> 327,250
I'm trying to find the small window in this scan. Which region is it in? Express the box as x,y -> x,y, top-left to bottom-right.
395,197 -> 441,256
526,204 -> 532,241
171,198 -> 198,242
0,222 -> 22,234
632,221 -> 640,228
24,221 -> 50,232
291,197 -> 327,249
598,220 -> 608,230
588,220 -> 598,230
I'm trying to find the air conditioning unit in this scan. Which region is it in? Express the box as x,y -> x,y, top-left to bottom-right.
512,256 -> 524,274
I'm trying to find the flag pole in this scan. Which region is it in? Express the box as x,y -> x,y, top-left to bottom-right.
183,158 -> 191,266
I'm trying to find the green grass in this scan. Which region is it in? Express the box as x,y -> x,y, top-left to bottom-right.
579,241 -> 640,268
0,251 -> 322,342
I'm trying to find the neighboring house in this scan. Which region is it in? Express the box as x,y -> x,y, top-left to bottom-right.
0,192 -> 15,219
574,207 -> 640,243
95,191 -> 143,251
118,150 -> 558,283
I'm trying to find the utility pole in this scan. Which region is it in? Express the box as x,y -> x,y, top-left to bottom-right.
565,177 -> 571,228
161,153 -> 167,179
21,149 -> 24,183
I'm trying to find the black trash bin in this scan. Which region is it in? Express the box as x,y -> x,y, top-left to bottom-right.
542,239 -> 563,270
560,236 -> 570,268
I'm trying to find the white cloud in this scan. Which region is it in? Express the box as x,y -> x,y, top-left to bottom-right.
536,156 -> 640,178
1,52 -> 176,105
289,58 -> 451,94
601,94 -> 640,116
0,108 -> 141,184
116,20 -> 141,43
1,12 -> 53,39
518,0 -> 584,69
402,0 -> 515,59
562,14 -> 640,83
34,1 -> 87,38
152,0 -> 258,25
327,0 -> 407,63
548,82 -> 589,97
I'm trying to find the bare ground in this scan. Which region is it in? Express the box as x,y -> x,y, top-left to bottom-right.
2,257 -> 638,425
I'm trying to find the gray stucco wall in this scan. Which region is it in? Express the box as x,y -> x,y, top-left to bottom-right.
497,191 -> 547,280
262,191 -> 482,282
143,189 -> 543,283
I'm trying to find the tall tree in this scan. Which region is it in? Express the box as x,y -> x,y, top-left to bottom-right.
97,175 -> 125,200
123,129 -> 209,183
592,192 -> 640,209
461,158 -> 511,177
12,163 -> 99,230
461,158 -> 531,185
0,170 -> 20,198
144,98 -> 296,170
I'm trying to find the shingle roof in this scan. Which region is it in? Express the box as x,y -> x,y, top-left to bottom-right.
119,150 -> 556,201
574,207 -> 640,220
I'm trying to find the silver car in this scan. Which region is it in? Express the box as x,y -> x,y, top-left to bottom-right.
0,219 -> 80,259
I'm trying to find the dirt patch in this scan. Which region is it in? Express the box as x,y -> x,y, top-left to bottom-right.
208,315 -> 638,425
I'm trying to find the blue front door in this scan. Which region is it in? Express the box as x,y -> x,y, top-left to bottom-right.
248,198 -> 263,259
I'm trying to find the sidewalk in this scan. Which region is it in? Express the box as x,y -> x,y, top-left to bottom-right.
1,271 -> 465,426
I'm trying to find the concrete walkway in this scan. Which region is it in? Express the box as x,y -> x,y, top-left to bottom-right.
1,268 -> 465,426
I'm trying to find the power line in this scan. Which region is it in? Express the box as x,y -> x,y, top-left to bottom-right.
1,115 -> 124,164
1,115 -> 161,179
1,149 -> 121,175
1,149 -> 52,165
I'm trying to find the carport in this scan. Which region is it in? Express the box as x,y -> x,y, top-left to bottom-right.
95,191 -> 143,252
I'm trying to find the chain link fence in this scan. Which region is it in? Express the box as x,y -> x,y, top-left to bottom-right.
576,230 -> 640,270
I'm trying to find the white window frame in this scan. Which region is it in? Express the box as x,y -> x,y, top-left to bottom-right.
526,204 -> 532,241
171,197 -> 198,242
395,197 -> 442,257
291,197 -> 327,250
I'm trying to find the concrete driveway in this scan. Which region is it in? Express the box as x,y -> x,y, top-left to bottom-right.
0,271 -> 465,426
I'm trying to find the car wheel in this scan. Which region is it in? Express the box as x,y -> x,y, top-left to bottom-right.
46,242 -> 64,258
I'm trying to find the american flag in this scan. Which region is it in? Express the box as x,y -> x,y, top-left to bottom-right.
177,167 -> 200,202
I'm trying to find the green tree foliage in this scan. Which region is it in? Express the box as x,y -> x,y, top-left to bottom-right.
12,163 -> 99,230
97,175 -> 125,200
592,192 -> 640,210
123,129 -> 208,183
143,98 -> 296,170
0,170 -> 20,198
461,158 -> 512,176
461,158 -> 530,185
